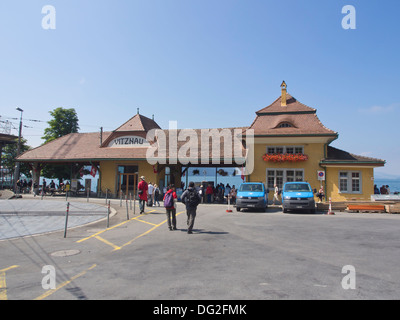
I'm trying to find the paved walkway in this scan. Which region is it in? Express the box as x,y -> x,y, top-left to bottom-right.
0,198 -> 109,240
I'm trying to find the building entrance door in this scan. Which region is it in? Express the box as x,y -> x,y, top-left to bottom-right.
118,173 -> 138,197
117,165 -> 139,198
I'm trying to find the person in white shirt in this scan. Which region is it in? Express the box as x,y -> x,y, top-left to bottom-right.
273,184 -> 280,205
148,182 -> 154,203
154,184 -> 160,206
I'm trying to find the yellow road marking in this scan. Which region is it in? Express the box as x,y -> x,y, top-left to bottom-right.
0,265 -> 19,273
136,219 -> 158,226
76,210 -> 156,243
136,209 -> 157,216
0,265 -> 19,300
34,264 -> 97,300
35,208 -> 182,300
94,236 -> 121,251
116,211 -> 185,251
117,225 -> 160,251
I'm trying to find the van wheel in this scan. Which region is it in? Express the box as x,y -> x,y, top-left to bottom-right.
236,207 -> 241,212
283,207 -> 288,213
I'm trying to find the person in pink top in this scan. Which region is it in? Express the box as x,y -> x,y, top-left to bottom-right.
163,184 -> 177,230
138,176 -> 148,214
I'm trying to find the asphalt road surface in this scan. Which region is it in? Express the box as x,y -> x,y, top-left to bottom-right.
1,198 -> 400,300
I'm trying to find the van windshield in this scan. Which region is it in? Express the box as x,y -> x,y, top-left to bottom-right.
284,183 -> 312,192
239,184 -> 264,192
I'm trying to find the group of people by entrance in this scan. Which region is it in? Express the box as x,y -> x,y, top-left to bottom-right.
138,176 -> 201,234
201,183 -> 237,204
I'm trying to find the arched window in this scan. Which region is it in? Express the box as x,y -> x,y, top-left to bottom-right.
277,122 -> 293,128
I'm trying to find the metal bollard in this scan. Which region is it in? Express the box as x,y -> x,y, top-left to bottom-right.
126,196 -> 129,220
64,202 -> 70,238
107,200 -> 111,228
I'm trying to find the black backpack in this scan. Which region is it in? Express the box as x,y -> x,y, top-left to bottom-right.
187,190 -> 200,207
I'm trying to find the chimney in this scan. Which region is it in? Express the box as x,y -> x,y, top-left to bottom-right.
281,81 -> 287,107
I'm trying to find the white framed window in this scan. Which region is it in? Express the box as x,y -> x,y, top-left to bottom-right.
267,169 -> 304,189
339,172 -> 348,192
266,145 -> 304,154
295,147 -> 303,154
339,171 -> 362,194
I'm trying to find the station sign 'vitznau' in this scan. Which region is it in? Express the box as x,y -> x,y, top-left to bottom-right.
108,136 -> 150,148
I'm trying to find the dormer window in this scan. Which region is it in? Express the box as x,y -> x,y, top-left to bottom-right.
277,122 -> 293,128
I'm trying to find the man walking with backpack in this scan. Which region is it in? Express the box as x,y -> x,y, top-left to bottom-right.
181,182 -> 201,234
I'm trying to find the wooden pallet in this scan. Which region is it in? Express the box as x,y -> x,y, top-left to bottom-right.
386,204 -> 400,214
347,204 -> 386,213
316,202 -> 347,212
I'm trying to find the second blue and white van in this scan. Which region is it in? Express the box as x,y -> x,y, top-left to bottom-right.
282,182 -> 316,214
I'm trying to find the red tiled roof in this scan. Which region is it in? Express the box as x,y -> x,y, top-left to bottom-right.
17,128 -> 248,163
101,113 -> 162,148
114,114 -> 161,132
256,93 -> 316,114
15,93 -> 350,164
250,93 -> 337,136
17,132 -> 150,162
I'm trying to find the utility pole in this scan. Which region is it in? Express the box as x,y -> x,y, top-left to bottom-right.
13,107 -> 23,193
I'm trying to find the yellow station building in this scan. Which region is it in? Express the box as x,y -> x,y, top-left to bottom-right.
17,82 -> 385,202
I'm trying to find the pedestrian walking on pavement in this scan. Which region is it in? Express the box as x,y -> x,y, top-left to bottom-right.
138,176 -> 148,214
147,182 -> 154,206
154,184 -> 161,206
181,181 -> 201,234
163,184 -> 178,230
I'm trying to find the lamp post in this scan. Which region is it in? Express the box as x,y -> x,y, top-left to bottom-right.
13,107 -> 23,193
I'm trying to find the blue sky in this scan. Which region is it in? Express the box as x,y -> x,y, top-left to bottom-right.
1,0 -> 399,177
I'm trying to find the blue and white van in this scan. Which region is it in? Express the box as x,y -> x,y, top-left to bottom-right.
282,182 -> 316,214
236,182 -> 268,212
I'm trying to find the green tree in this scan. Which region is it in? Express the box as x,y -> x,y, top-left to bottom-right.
41,108 -> 80,181
42,108 -> 79,143
2,138 -> 32,178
